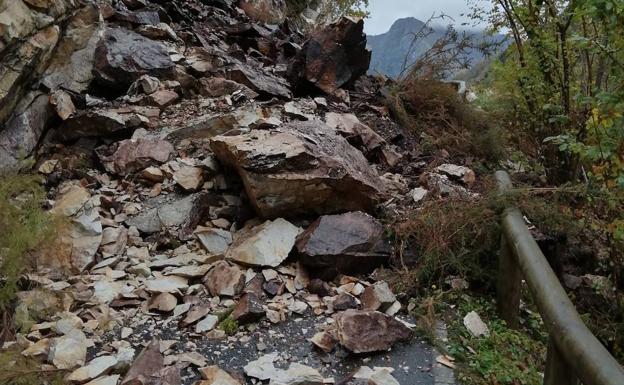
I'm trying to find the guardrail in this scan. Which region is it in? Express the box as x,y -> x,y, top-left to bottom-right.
494,170 -> 624,385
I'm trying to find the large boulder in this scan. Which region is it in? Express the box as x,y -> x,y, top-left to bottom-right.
289,17 -> 371,94
295,211 -> 391,276
210,121 -> 386,218
96,138 -> 174,175
0,91 -> 54,171
333,310 -> 412,353
94,27 -> 175,92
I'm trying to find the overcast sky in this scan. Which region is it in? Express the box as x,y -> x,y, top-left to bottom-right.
365,0 -> 481,35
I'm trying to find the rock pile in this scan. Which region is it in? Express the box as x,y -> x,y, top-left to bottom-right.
1,1 -> 479,384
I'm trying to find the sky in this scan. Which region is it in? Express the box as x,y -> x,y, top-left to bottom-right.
364,0 -> 481,35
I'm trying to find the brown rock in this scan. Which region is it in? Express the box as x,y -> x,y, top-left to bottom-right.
231,293 -> 266,324
199,77 -> 259,99
333,310 -> 411,353
289,18 -> 371,94
199,366 -> 241,385
121,339 -> 181,385
210,122 -> 386,218
49,90 -> 76,120
333,293 -> 359,311
203,261 -> 245,297
180,305 -> 211,327
58,108 -> 148,141
96,138 -> 174,175
239,0 -> 287,24
361,282 -> 396,312
173,166 -> 204,191
144,89 -> 179,109
148,292 -> 178,312
296,212 -> 391,276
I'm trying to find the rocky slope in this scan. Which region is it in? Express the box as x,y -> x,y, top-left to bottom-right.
0,1 -> 477,385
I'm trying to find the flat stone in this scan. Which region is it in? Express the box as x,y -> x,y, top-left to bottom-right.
199,366 -> 241,385
196,227 -> 233,255
173,166 -> 204,191
145,276 -> 189,293
96,138 -> 174,175
244,353 -> 280,381
226,219 -> 300,267
270,363 -> 323,385
67,355 -> 118,383
48,329 -> 88,369
195,315 -> 219,333
148,292 -> 178,312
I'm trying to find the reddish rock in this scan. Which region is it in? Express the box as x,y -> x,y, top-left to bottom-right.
333,293 -> 358,311
289,18 -> 371,94
333,310 -> 411,353
210,122 -> 386,218
96,138 -> 174,175
203,261 -> 245,297
231,293 -> 266,324
296,212 -> 391,276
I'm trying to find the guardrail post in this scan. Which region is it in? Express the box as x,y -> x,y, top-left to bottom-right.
497,232 -> 521,329
544,337 -> 578,385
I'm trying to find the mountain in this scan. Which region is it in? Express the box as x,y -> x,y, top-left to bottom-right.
366,17 -> 505,79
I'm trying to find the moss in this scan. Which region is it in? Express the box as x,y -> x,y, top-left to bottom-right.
218,317 -> 239,336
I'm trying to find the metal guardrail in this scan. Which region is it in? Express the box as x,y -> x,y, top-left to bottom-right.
494,170 -> 624,385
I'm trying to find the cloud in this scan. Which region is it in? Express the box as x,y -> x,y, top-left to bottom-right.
365,0 -> 478,35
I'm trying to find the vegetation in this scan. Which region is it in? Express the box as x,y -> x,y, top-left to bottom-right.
0,348 -> 65,385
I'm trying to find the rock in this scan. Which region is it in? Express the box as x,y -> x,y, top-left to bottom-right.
463,311 -> 489,337
144,89 -> 179,109
244,353 -> 280,381
41,4 -> 103,94
196,314 -> 219,333
210,121 -> 385,218
99,227 -> 128,257
181,305 -> 211,327
129,75 -> 161,95
310,331 -> 338,353
84,376 -> 121,385
50,89 -> 76,120
410,187 -> 428,203
203,261 -> 245,297
148,292 -> 178,312
226,219 -> 300,267
58,108 -> 149,141
231,293 -> 265,324
199,366 -> 241,385
0,92 -> 54,171
333,293 -> 358,311
173,166 -> 204,191
126,193 -> 213,238
166,264 -> 212,278
270,363 -> 323,385
140,166 -> 165,183
50,184 -> 91,217
38,159 -> 59,174
296,212 -> 391,276
136,22 -> 179,41
199,77 -> 258,99
94,28 -> 175,92
196,227 -> 233,255
48,329 -> 88,369
240,0 -> 287,24
145,276 -> 189,293
361,282 -> 396,312
435,164 -> 476,185
67,356 -> 118,383
352,367 -> 399,385
121,339 -> 165,385
333,310 -> 411,353
97,138 -> 174,175
324,112 -> 385,154
306,279 -> 333,297
227,63 -> 292,99
290,18 -> 371,94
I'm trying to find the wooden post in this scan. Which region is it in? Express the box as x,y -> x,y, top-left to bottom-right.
497,233 -> 521,329
544,337 -> 578,385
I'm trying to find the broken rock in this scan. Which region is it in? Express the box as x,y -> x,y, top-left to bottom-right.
203,261 -> 245,297
333,310 -> 411,353
226,219 -> 300,267
97,138 -> 174,175
296,212 -> 391,276
231,293 -> 266,324
67,355 -> 118,383
210,121 -> 386,218
361,281 -> 396,312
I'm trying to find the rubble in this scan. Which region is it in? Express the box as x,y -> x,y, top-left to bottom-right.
332,310 -> 412,353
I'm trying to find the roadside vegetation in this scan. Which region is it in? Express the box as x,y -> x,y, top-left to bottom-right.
378,1 -> 624,383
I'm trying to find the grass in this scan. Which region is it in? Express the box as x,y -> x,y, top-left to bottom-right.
0,348 -> 65,385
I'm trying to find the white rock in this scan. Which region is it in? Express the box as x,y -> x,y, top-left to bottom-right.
270,363 -> 323,385
196,315 -> 219,333
48,329 -> 88,369
244,353 -> 280,380
463,311 -> 489,337
67,355 -> 118,383
145,276 -> 189,293
84,375 -> 120,385
226,219 -> 300,267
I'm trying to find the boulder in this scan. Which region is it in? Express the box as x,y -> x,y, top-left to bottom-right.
126,193 -> 213,239
0,91 -> 54,171
289,18 -> 371,94
96,138 -> 174,175
225,219 -> 300,267
296,212 -> 391,276
203,261 -> 245,297
226,62 -> 292,99
41,4 -> 103,93
58,108 -> 150,141
210,121 -> 386,218
333,310 -> 411,353
94,27 -> 175,92
48,329 -> 88,369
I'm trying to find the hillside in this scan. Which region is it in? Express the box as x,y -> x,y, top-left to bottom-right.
366,17 -> 504,79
